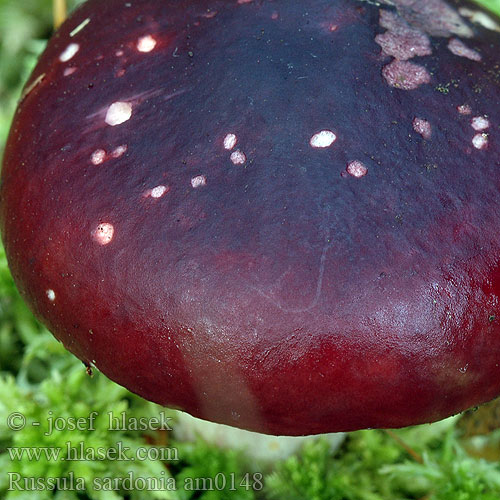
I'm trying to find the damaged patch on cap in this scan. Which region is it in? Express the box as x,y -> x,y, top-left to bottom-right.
457,104 -> 472,115
471,116 -> 490,131
223,133 -> 238,150
382,60 -> 431,90
472,133 -> 488,150
93,223 -> 114,245
191,175 -> 207,188
230,150 -> 247,165
91,149 -> 106,165
375,10 -> 431,61
111,145 -> 128,158
346,161 -> 368,178
448,38 -> 482,62
413,117 -> 432,139
377,0 -> 473,38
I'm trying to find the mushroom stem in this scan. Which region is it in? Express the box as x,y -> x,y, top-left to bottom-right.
172,411 -> 345,466
53,0 -> 67,29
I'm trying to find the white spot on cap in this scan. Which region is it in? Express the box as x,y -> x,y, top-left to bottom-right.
230,150 -> 247,165
224,133 -> 238,150
93,223 -> 114,245
472,133 -> 488,150
319,20 -> 338,32
151,185 -> 169,198
59,43 -> 80,62
191,175 -> 207,188
63,67 -> 77,77
137,35 -> 157,53
91,149 -> 106,165
310,130 -> 336,148
457,104 -> 472,115
471,116 -> 490,131
346,161 -> 368,178
111,145 -> 128,158
448,38 -> 482,61
202,10 -> 218,18
105,102 -> 132,126
46,289 -> 56,302
413,118 -> 432,140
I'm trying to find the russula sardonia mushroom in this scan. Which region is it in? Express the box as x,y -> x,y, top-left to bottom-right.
2,0 -> 500,436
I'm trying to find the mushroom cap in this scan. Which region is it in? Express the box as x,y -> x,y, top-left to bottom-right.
2,0 -> 500,435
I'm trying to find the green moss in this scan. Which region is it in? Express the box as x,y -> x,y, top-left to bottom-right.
473,0 -> 500,16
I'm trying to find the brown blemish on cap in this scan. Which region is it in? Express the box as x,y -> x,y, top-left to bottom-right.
382,60 -> 431,90
448,38 -> 482,62
376,10 -> 431,61
413,118 -> 432,139
378,0 -> 473,38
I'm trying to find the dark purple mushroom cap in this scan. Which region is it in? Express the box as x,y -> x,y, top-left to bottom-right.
2,0 -> 500,435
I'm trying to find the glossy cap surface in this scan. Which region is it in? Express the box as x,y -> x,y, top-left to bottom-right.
2,0 -> 500,435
